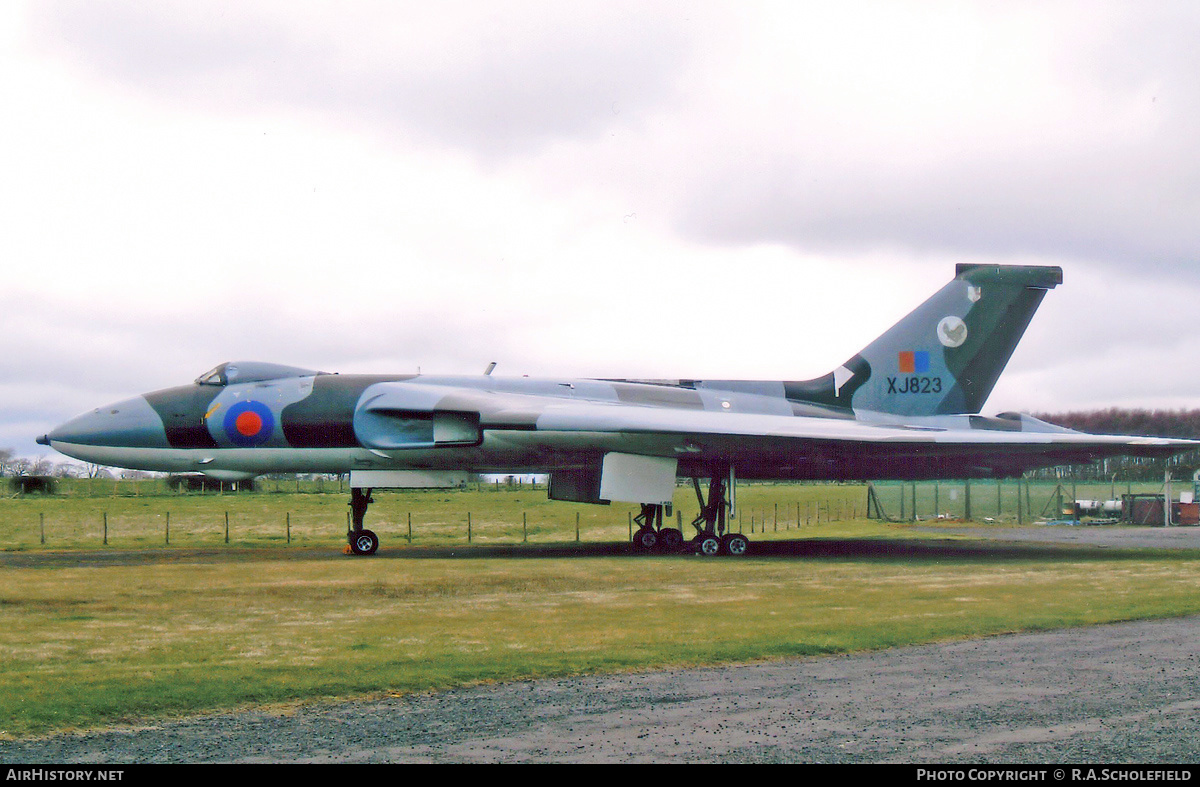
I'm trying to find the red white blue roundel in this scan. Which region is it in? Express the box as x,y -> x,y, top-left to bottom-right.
223,401 -> 275,447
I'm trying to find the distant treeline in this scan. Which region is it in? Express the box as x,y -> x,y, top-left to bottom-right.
1036,408 -> 1200,439
1032,408 -> 1200,481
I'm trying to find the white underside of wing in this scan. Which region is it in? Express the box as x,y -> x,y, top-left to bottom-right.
534,402 -> 1193,450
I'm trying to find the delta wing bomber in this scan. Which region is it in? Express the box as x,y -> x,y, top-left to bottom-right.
41,265 -> 1197,556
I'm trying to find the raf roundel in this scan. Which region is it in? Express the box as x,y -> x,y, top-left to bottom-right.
222,401 -> 275,447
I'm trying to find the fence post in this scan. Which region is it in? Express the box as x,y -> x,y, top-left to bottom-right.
523,511 -> 527,543
408,512 -> 412,544
166,512 -> 170,545
286,512 -> 290,544
1165,471 -> 1173,527
964,479 -> 972,521
225,511 -> 230,544
103,512 -> 108,545
468,512 -> 472,543
576,511 -> 580,542
40,513 -> 44,545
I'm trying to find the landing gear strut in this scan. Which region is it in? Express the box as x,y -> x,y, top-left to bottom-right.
348,487 -> 379,555
688,468 -> 749,557
628,466 -> 750,556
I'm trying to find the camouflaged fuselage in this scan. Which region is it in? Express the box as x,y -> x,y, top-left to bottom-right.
44,369 -> 1191,483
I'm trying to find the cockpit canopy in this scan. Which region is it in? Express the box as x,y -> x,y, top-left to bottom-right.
195,361 -> 327,386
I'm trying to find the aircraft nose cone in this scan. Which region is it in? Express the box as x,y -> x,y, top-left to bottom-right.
47,396 -> 170,450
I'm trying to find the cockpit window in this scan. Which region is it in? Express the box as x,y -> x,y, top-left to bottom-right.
196,365 -> 227,386
195,361 -> 326,386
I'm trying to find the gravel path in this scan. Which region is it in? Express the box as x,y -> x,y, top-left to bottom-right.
5,617 -> 1200,763
5,526 -> 1200,764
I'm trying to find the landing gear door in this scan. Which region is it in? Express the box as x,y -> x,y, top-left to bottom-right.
599,453 -> 677,505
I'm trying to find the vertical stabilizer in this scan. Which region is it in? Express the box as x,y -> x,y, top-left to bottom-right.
784,265 -> 1062,416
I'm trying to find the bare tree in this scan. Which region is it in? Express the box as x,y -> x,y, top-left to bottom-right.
83,462 -> 109,479
53,463 -> 80,479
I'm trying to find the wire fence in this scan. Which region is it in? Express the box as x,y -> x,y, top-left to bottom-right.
865,478 -> 1182,523
0,477 -> 1188,550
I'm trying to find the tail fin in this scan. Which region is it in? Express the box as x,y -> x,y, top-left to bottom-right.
785,264 -> 1062,416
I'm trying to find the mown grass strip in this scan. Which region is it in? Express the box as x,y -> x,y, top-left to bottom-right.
2,535 -> 1200,738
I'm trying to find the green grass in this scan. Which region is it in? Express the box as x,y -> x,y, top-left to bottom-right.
2,479 -> 1165,551
0,482 -> 888,551
1,481 -> 1198,738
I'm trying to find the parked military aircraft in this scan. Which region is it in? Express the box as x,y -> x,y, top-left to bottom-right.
39,264 -> 1196,555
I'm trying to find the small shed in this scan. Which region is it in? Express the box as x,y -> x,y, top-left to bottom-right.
166,475 -> 256,493
9,476 -> 56,495
1120,494 -> 1200,526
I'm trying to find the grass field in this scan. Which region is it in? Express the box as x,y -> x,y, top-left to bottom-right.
1,480 -> 1196,738
0,477 -> 1170,550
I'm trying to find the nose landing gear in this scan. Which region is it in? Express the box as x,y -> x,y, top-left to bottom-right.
348,487 -> 379,555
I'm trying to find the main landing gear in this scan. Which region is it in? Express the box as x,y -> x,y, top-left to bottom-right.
348,487 -> 379,555
630,469 -> 750,557
631,503 -> 684,552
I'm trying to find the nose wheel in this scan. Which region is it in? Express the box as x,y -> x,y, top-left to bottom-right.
350,529 -> 379,555
347,487 -> 379,555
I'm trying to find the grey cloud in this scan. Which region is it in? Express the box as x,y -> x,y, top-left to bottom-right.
36,1 -> 693,158
679,142 -> 1200,269
34,2 -> 1200,274
669,5 -> 1200,275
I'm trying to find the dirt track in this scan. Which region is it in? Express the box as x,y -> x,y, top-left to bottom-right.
3,526 -> 1199,764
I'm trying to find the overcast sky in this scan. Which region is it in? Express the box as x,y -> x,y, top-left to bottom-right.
5,1 -> 1200,461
